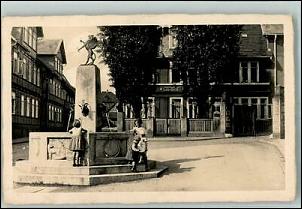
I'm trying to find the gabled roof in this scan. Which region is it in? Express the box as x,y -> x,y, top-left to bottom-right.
261,24 -> 283,35
239,25 -> 270,58
37,39 -> 67,63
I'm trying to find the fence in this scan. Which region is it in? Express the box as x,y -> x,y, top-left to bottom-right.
188,119 -> 214,133
124,118 -> 148,131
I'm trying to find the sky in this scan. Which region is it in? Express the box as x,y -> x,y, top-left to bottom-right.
43,26 -> 115,93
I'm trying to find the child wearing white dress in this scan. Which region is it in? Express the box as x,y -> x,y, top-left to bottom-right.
69,119 -> 87,166
130,118 -> 148,172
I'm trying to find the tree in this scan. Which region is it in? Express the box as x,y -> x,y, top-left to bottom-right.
173,25 -> 241,118
97,26 -> 161,118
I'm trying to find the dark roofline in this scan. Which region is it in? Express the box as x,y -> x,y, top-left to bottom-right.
37,39 -> 67,64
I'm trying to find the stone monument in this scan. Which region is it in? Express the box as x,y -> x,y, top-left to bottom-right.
75,64 -> 102,132
13,35 -> 167,186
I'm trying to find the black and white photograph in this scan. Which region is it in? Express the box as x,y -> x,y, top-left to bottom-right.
2,13 -> 297,205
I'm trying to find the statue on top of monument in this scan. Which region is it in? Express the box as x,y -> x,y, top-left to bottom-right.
78,35 -> 98,65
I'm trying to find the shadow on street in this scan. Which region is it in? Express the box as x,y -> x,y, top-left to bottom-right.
158,158 -> 201,175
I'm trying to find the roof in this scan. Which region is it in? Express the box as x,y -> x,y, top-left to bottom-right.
261,24 -> 284,35
239,25 -> 270,58
37,39 -> 67,63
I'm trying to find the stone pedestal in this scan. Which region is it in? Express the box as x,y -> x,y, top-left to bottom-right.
75,65 -> 102,132
14,131 -> 167,186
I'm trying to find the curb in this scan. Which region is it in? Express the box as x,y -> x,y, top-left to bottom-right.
258,139 -> 285,158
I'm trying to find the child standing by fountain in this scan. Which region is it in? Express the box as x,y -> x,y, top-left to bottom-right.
130,118 -> 148,172
69,119 -> 87,166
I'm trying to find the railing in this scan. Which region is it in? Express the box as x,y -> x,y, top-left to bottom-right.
188,119 -> 214,133
124,118 -> 148,131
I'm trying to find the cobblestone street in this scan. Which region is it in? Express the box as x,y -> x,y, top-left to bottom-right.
12,136 -> 285,192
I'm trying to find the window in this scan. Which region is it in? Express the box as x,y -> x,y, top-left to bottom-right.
54,57 -> 57,71
156,69 -> 169,83
28,60 -> 32,82
241,98 -> 248,105
37,67 -> 40,86
13,51 -> 18,73
172,69 -> 181,83
55,57 -> 61,72
32,30 -> 37,51
52,106 -> 55,121
26,97 -> 30,117
213,102 -> 221,118
24,28 -> 28,44
12,92 -> 16,115
49,79 -> 53,94
35,100 -> 39,118
59,108 -> 61,122
58,85 -> 61,97
28,28 -> 33,48
187,98 -> 198,119
22,58 -> 27,79
240,62 -> 248,83
239,61 -> 259,83
48,105 -> 51,120
33,65 -> 37,85
18,55 -> 23,75
260,98 -> 266,119
250,62 -> 258,83
21,95 -> 25,116
54,81 -> 56,95
55,83 -> 58,96
31,98 -> 35,118
234,97 -> 271,119
170,98 -> 181,119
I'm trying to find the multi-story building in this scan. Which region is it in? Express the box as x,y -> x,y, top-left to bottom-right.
261,24 -> 285,139
123,25 -> 277,137
11,27 -> 44,139
11,27 -> 75,139
37,39 -> 75,132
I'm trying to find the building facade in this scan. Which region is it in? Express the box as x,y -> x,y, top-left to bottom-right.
122,25 -> 279,137
11,27 -> 44,139
261,24 -> 285,139
11,27 -> 75,139
37,39 -> 75,132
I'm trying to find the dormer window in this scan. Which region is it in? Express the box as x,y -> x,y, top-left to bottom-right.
239,61 -> 259,83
